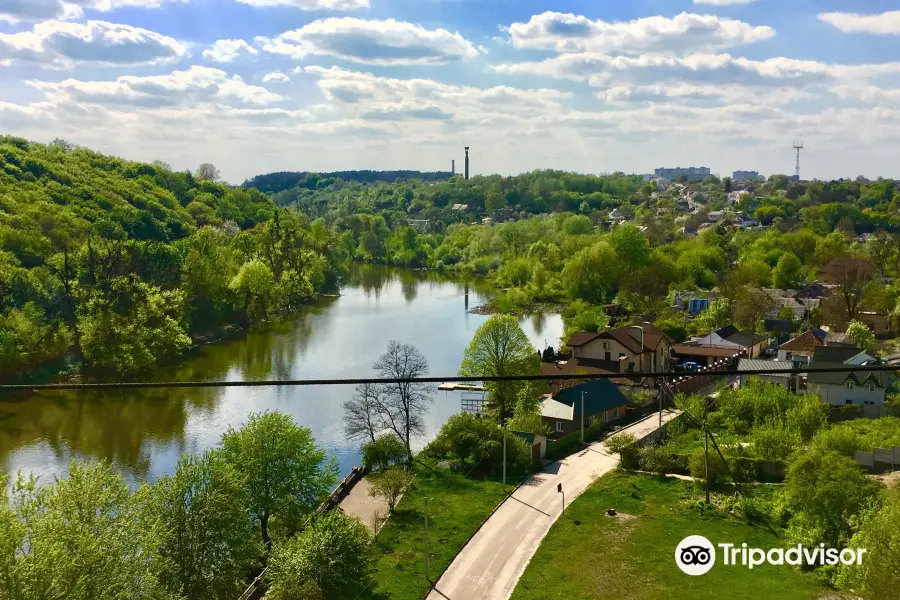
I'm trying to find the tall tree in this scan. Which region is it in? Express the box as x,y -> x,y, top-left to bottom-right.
459,315 -> 541,423
141,452 -> 260,600
221,412 -> 337,551
734,287 -> 777,332
821,256 -> 875,327
195,163 -> 221,182
343,382 -> 383,447
837,491 -> 900,600
372,341 -> 433,462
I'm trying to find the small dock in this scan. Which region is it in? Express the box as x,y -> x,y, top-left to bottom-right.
438,383 -> 485,392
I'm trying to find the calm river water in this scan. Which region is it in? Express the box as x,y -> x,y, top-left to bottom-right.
0,266 -> 563,485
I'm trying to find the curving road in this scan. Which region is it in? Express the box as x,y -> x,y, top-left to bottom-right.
427,409 -> 681,600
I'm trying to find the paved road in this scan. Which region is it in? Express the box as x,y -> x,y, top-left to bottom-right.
427,410 -> 681,600
339,477 -> 392,532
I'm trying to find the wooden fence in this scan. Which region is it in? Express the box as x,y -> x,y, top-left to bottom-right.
662,354 -> 742,398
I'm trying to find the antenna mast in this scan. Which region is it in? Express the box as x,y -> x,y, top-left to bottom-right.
793,141 -> 804,179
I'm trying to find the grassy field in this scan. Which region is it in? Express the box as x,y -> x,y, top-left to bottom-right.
366,461 -> 513,599
512,472 -> 828,600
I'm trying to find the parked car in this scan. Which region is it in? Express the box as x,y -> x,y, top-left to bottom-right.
679,361 -> 701,372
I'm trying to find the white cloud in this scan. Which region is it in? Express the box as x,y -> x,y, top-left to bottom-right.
818,11 -> 900,35
0,0 -> 185,24
29,65 -> 284,107
202,39 -> 258,62
0,20 -> 184,67
693,0 -> 758,5
257,17 -> 481,65
504,11 -> 774,54
262,70 -> 290,83
235,0 -> 368,9
493,52 -> 900,89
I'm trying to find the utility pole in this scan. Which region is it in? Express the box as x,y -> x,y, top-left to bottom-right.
424,498 -> 430,581
502,424 -> 507,485
581,390 -> 585,443
704,429 -> 710,504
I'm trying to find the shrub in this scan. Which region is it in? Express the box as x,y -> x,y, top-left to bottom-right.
638,444 -> 675,475
689,446 -> 730,488
811,426 -> 862,458
421,412 -> 532,478
751,422 -> 800,461
786,394 -> 829,441
368,467 -> 414,513
362,434 -> 408,471
606,433 -> 639,471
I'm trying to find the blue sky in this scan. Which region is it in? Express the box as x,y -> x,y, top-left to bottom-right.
2,0 -> 900,182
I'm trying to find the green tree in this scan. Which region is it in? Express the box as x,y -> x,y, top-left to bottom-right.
221,412 -> 338,551
785,449 -> 880,547
459,315 -> 541,423
695,298 -> 732,335
846,320 -> 875,352
361,433 -> 408,472
837,491 -> 900,600
772,252 -> 804,289
141,452 -> 261,600
733,287 -> 777,333
0,463 -> 163,600
610,224 -> 651,269
265,512 -> 373,600
368,467 -> 414,513
561,242 -> 621,303
230,260 -> 277,326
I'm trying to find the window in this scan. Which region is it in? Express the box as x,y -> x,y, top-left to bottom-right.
605,352 -> 611,361
603,410 -> 611,422
588,415 -> 595,427
556,421 -> 564,433
603,341 -> 610,350
866,383 -> 875,392
846,380 -> 855,390
845,399 -> 854,405
613,407 -> 619,419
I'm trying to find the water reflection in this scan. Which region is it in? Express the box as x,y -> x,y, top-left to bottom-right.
0,265 -> 563,483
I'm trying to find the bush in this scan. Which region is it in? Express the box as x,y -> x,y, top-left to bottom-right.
689,446 -> 730,488
362,434 -> 408,471
265,512 -> 373,600
421,412 -> 532,478
751,422 -> 800,461
638,444 -> 675,475
606,433 -> 639,471
785,394 -> 829,441
811,426 -> 861,458
368,467 -> 414,513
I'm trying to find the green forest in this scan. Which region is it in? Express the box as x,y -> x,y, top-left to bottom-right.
4,134 -> 900,380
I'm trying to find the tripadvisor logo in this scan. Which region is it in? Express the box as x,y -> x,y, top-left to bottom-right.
675,536 -> 867,576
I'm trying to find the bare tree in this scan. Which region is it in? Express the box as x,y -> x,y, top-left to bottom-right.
152,160 -> 172,172
373,341 -> 433,462
343,383 -> 383,447
195,163 -> 220,182
821,256 -> 875,328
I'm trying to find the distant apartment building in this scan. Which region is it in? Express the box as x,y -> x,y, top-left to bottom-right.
654,167 -> 711,182
732,170 -> 760,182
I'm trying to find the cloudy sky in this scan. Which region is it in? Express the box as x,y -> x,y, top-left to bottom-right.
2,0 -> 900,183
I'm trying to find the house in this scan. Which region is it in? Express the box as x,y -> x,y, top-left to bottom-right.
708,210 -> 725,223
693,325 -> 769,358
764,289 -> 809,321
737,359 -> 796,390
566,324 -> 674,376
859,312 -> 891,337
511,431 -> 548,460
776,328 -> 827,365
806,346 -> 886,407
608,208 -> 626,224
540,379 -> 629,439
672,344 -> 742,367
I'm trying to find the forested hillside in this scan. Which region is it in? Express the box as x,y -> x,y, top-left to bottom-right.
0,136 -> 345,378
244,170 -> 454,194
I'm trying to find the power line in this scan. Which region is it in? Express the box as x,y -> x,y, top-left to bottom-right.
1,364 -> 896,391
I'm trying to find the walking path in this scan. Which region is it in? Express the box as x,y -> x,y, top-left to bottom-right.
426,409 -> 681,600
339,477 -> 391,532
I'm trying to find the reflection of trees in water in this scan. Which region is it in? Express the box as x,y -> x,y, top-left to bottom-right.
529,312 -> 547,337
398,269 -> 418,303
348,264 -> 394,299
0,386 -> 219,479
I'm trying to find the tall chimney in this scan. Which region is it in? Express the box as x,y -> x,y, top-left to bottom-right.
452,159 -> 455,176
464,146 -> 470,180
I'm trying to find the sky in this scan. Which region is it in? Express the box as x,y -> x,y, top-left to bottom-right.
2,0 -> 900,183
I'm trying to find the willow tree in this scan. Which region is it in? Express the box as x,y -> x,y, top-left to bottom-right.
459,315 -> 541,424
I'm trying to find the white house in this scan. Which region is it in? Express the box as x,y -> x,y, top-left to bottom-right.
806,346 -> 885,407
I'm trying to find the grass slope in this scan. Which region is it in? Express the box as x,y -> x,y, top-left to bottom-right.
512,472 -> 827,600
368,462 -> 513,599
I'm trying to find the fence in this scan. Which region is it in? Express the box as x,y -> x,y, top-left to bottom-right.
855,446 -> 900,474
664,355 -> 741,397
831,404 -> 900,422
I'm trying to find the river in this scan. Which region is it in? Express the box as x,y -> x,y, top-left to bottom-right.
0,266 -> 563,485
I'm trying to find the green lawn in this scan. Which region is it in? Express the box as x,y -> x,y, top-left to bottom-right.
512,472 -> 828,600
366,462 -> 513,599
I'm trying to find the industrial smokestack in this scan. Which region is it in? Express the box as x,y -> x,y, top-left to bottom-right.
464,147 -> 470,180
452,159 -> 455,176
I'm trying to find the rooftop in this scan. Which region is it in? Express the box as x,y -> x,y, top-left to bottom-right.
737,359 -> 794,377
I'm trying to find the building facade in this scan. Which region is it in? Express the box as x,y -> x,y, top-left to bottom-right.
732,170 -> 760,182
